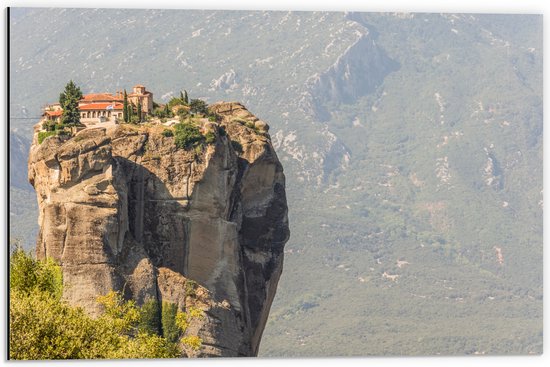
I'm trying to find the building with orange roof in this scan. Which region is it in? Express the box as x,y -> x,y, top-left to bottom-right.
42,84 -> 153,126
43,109 -> 63,124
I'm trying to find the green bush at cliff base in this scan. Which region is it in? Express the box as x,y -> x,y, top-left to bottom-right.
138,299 -> 162,336
161,302 -> 180,344
8,250 -> 183,360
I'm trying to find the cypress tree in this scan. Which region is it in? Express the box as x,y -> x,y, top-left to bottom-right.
180,91 -> 184,102
161,302 -> 180,343
138,299 -> 161,335
164,104 -> 169,117
123,90 -> 128,123
183,90 -> 189,105
59,80 -> 83,126
137,100 -> 142,123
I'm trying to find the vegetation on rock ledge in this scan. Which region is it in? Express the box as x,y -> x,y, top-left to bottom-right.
9,248 -> 203,360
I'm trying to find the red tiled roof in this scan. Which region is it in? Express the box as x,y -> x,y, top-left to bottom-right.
79,102 -> 124,111
81,93 -> 122,102
45,110 -> 62,116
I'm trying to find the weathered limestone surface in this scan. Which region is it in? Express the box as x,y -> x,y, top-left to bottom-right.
28,102 -> 289,357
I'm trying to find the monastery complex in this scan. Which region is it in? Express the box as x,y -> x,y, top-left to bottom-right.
43,84 -> 153,125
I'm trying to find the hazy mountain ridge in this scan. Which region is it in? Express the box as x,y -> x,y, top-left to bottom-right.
9,9 -> 542,356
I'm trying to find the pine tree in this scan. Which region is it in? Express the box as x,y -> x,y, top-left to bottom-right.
59,80 -> 83,126
123,90 -> 128,123
137,100 -> 142,123
183,90 -> 189,105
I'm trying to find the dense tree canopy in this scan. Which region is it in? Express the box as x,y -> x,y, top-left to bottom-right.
9,249 -> 203,360
59,80 -> 82,126
189,99 -> 208,115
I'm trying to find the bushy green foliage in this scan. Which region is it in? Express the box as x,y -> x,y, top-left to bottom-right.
174,122 -> 203,149
59,80 -> 82,126
161,129 -> 174,137
138,299 -> 162,335
189,99 -> 208,115
167,97 -> 184,109
177,108 -> 189,119
42,120 -> 56,131
155,104 -> 174,118
181,336 -> 202,351
174,306 -> 204,351
10,248 -> 62,299
8,250 -> 202,359
37,131 -> 57,144
204,131 -> 216,144
161,302 -> 180,344
153,106 -> 168,118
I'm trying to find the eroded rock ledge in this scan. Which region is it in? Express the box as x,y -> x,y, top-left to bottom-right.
28,102 -> 289,357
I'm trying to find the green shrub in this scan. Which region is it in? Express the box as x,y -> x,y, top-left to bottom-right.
167,97 -> 184,109
177,108 -> 189,118
161,302 -> 180,344
8,250 -> 187,359
37,131 -> 57,144
185,280 -> 197,298
204,131 -> 216,144
10,248 -> 62,299
161,129 -> 174,137
174,123 -> 203,149
189,99 -> 208,115
193,145 -> 203,156
138,299 -> 161,336
181,336 -> 202,351
42,121 -> 54,131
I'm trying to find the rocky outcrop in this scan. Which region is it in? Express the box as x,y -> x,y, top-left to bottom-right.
306,29 -> 399,122
28,102 -> 289,357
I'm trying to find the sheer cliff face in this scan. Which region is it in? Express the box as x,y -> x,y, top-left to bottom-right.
27,102 -> 289,357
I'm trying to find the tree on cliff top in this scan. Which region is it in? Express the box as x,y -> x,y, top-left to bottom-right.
137,100 -> 142,123
183,90 -> 189,105
123,89 -> 129,123
59,80 -> 82,126
189,99 -> 208,115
